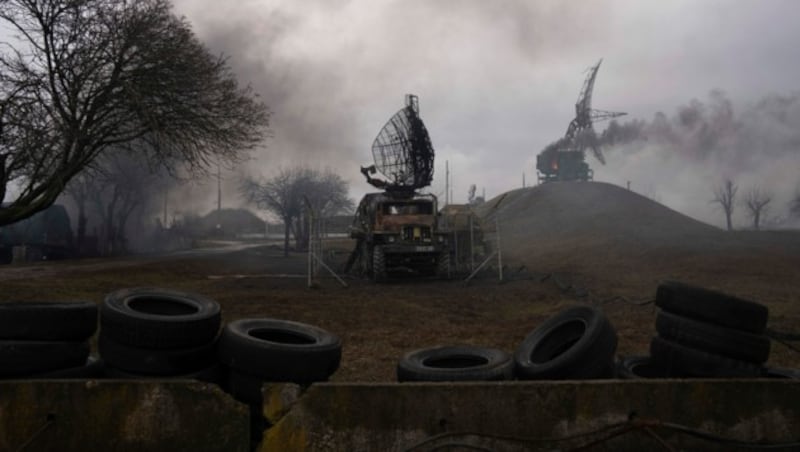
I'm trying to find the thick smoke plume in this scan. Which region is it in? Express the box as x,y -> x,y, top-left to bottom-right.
594,90 -> 800,228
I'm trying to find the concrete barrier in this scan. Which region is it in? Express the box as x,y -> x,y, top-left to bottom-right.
0,380 -> 249,451
260,380 -> 800,451
1,379 -> 797,451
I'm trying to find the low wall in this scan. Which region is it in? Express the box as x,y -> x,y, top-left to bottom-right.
0,379 -> 797,451
260,380 -> 800,451
0,380 -> 249,451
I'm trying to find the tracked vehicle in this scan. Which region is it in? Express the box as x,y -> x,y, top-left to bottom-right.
345,95 -> 449,281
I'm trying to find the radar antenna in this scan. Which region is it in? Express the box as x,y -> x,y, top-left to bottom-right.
361,94 -> 435,194
535,59 -> 626,183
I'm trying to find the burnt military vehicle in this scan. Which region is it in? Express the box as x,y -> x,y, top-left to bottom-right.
536,59 -> 626,183
345,95 -> 449,281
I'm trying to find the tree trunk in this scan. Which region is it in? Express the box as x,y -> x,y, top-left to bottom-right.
754,211 -> 760,231
76,204 -> 86,250
725,211 -> 732,231
283,216 -> 291,257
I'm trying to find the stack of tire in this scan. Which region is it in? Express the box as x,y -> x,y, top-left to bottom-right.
218,319 -> 342,406
99,288 -> 223,382
645,281 -> 770,378
396,305 -> 618,382
514,305 -> 618,380
0,302 -> 101,378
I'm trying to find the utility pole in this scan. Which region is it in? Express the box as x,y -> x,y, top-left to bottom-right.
523,172 -> 526,188
217,165 -> 222,212
445,160 -> 449,206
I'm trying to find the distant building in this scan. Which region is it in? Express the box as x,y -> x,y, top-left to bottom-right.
0,204 -> 74,263
194,208 -> 266,238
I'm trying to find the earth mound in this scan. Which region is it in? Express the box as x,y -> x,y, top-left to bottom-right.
475,182 -> 730,268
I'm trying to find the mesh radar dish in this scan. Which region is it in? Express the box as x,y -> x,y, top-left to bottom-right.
364,94 -> 435,193
535,59 -> 626,183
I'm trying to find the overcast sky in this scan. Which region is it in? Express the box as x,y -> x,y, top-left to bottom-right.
170,0 -> 800,228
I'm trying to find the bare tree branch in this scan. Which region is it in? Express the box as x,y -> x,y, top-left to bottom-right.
742,186 -> 772,230
711,178 -> 737,231
240,167 -> 353,257
0,0 -> 269,225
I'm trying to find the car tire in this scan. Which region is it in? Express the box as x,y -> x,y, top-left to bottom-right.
397,345 -> 513,382
649,336 -> 761,378
616,355 -> 671,379
98,333 -> 218,376
105,363 -> 225,384
226,369 -> 267,406
0,301 -> 97,341
655,281 -> 768,334
30,356 -> 105,379
218,319 -> 341,383
372,246 -> 387,282
435,251 -> 450,279
0,340 -> 90,377
762,367 -> 800,379
101,287 -> 221,349
656,310 -> 770,363
514,305 -> 618,380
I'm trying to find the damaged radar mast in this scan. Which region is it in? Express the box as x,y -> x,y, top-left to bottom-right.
360,94 -> 435,193
346,95 -> 449,281
536,59 -> 626,183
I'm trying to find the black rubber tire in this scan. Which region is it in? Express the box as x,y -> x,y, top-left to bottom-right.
0,301 -> 97,341
98,333 -> 218,376
104,363 -> 225,384
649,336 -> 761,378
101,287 -> 221,349
372,245 -> 387,282
435,251 -> 450,279
656,310 -> 770,364
655,281 -> 768,334
225,369 -> 267,406
0,340 -> 90,377
30,356 -> 105,379
218,319 -> 341,383
762,367 -> 800,379
514,305 -> 618,380
616,355 -> 671,379
397,345 -> 514,382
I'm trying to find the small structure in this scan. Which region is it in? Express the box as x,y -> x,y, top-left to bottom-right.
0,204 -> 74,263
536,59 -> 626,183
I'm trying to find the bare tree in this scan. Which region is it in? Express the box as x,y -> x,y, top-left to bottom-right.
241,167 -> 353,257
742,186 -> 772,230
712,179 -> 737,231
0,0 -> 269,226
65,149 -> 175,255
790,188 -> 800,218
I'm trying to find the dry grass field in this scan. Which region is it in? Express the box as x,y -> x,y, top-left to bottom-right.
1,182 -> 798,382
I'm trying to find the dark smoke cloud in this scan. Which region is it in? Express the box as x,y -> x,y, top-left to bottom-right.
594,91 -> 800,227
165,0 -> 800,228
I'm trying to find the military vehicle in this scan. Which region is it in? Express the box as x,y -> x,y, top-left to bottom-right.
345,95 -> 449,281
536,59 -> 626,183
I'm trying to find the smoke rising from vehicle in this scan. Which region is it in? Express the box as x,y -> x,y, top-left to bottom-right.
166,0 -> 800,229
595,90 -> 800,227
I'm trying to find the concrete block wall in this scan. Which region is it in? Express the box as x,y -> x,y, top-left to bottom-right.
0,381 -> 249,451
260,380 -> 800,451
